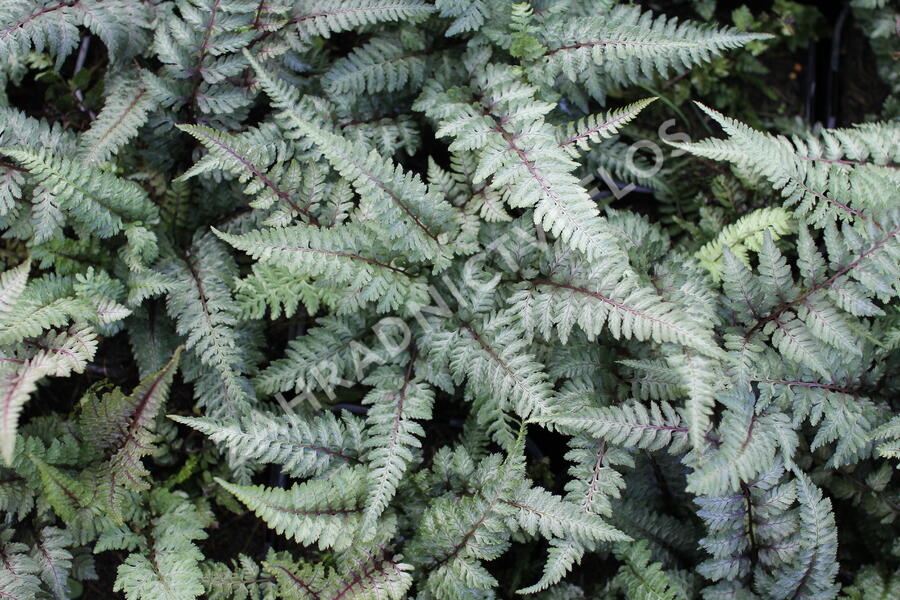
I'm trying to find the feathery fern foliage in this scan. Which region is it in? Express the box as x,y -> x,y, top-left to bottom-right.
0,1 -> 897,599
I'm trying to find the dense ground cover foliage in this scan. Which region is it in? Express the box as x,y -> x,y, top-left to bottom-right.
0,0 -> 898,598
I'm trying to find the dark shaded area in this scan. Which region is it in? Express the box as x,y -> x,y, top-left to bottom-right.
7,35 -> 108,128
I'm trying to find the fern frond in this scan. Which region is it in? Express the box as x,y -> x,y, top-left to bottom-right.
535,400 -> 689,453
247,103 -> 457,267
506,249 -> 721,358
266,550 -> 413,600
0,258 -> 31,318
756,475 -> 839,600
254,315 -> 375,396
71,0 -> 151,61
668,351 -> 721,454
113,490 -> 210,600
0,279 -> 91,345
695,206 -> 795,281
323,35 -> 429,99
0,1 -> 82,68
78,75 -> 157,165
0,106 -> 75,222
688,392 -> 796,496
214,223 -> 430,315
695,461 -> 796,583
161,232 -> 254,416
0,107 -> 76,155
558,97 -> 657,152
292,0 -> 434,39
435,0 -> 488,36
217,467 -> 367,551
423,312 -> 555,420
518,538 -> 584,594
841,566 -> 900,600
176,124 -> 317,224
0,1 -> 894,597
360,363 -> 434,536
506,482 -> 629,544
0,325 -> 97,463
765,314 -> 832,379
30,456 -> 94,522
1,147 -> 158,238
0,0 -> 149,67
31,526 -> 74,599
675,103 -> 900,227
246,51 -> 460,262
148,0 -> 257,119
612,540 -> 686,600
407,452 -> 520,600
536,7 -> 770,101
418,64 -> 623,260
342,114 -> 421,157
0,529 -> 42,599
80,348 -> 182,521
233,263 -> 323,319
171,408 -> 365,477
871,416 -> 900,463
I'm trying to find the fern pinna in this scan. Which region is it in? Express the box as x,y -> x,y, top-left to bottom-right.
0,1 -> 898,599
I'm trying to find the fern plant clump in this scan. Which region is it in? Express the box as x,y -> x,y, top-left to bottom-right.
0,0 -> 898,599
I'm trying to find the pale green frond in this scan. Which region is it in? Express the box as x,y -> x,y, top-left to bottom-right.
30,456 -> 94,522
161,232 -> 254,417
216,467 -> 368,551
766,315 -> 831,379
756,475 -> 839,600
0,258 -> 31,320
688,392 -> 797,496
423,312 -> 556,421
435,0 -> 489,36
0,147 -> 158,239
668,351 -> 721,454
323,35 -> 430,99
265,551 -> 412,600
113,490 -> 211,600
507,249 -> 722,358
517,538 -> 584,594
0,325 -> 98,463
695,461 -> 796,582
176,124 -> 314,223
612,540 -> 687,600
675,103 -> 900,227
535,400 -> 689,453
535,6 -> 770,101
418,64 -> 624,260
505,483 -> 629,544
557,97 -> 657,152
841,566 -> 900,600
214,224 -> 430,315
871,416 -> 900,463
30,526 -> 73,600
0,1 -> 82,68
80,348 -> 182,521
170,408 -> 365,477
77,75 -> 157,165
292,0 -> 434,39
360,364 -> 434,537
0,529 -> 42,599
695,207 -> 795,281
253,314 -> 375,396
